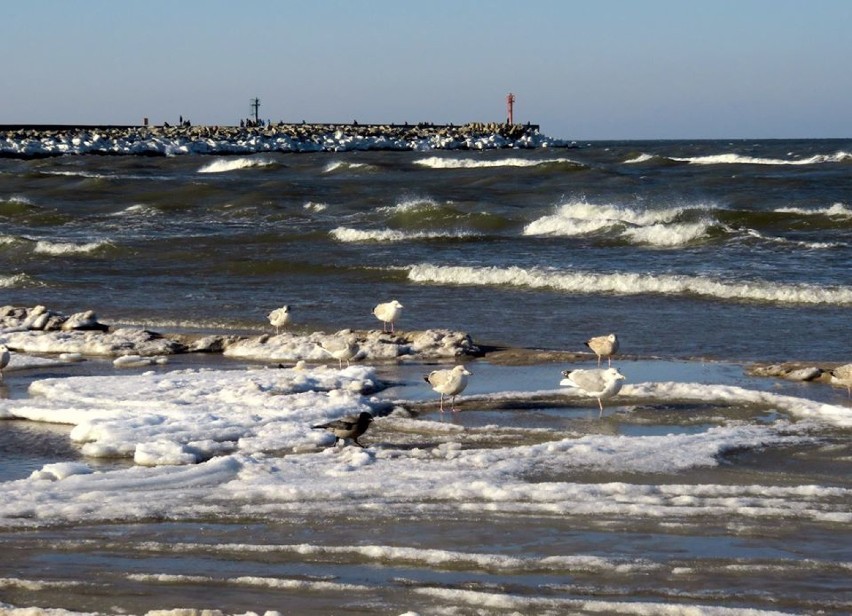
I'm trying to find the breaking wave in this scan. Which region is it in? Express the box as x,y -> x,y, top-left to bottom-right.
111,204 -> 160,217
621,222 -> 711,247
407,263 -> 852,306
625,151 -> 852,166
0,273 -> 44,288
197,157 -> 276,173
33,239 -> 114,256
330,227 -> 476,243
775,202 -> 852,218
323,161 -> 378,173
675,152 -> 852,165
303,201 -> 328,212
737,227 -> 843,250
524,200 -> 718,247
414,156 -> 582,169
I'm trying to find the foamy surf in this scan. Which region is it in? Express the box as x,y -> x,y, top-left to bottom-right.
330,227 -> 475,243
775,202 -> 852,218
621,221 -> 711,246
524,200 -> 718,246
111,203 -> 160,217
378,197 -> 445,214
415,156 -> 580,169
197,157 -> 275,173
407,263 -> 852,306
0,273 -> 39,288
671,151 -> 852,165
323,161 -> 377,173
738,227 -> 843,250
32,239 -> 113,256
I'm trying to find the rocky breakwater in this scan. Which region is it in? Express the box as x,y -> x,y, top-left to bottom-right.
0,122 -> 571,157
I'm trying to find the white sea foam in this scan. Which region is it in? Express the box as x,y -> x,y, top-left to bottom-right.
624,153 -> 656,164
0,273 -> 41,288
3,194 -> 34,205
379,196 -> 444,214
32,239 -> 112,256
412,586 -> 797,615
323,161 -> 376,173
621,222 -> 711,246
414,156 -> 579,169
406,263 -> 852,306
523,200 -> 715,246
775,202 -> 852,218
128,572 -> 373,594
197,157 -> 275,173
330,226 -> 474,243
111,203 -> 160,217
672,151 -> 852,165
738,227 -> 842,250
124,541 -> 660,574
41,169 -> 108,179
303,201 -> 328,212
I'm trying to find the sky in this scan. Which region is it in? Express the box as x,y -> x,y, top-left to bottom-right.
2,0 -> 851,140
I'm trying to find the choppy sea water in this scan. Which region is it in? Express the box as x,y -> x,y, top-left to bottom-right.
2,140 -> 851,358
0,139 -> 851,615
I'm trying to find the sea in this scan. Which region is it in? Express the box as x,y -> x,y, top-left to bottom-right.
0,137 -> 850,615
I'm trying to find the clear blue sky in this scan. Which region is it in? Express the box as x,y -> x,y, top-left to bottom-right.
3,0 -> 850,139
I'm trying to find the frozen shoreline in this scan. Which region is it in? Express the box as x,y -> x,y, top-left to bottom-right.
1,304 -> 848,388
1,305 -> 851,615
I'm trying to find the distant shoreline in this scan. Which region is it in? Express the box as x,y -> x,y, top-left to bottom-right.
0,122 -> 575,158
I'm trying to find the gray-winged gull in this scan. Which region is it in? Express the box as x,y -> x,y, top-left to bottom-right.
560,367 -> 625,415
425,365 -> 472,413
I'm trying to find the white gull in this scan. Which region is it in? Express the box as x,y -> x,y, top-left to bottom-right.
267,305 -> 291,334
373,299 -> 403,333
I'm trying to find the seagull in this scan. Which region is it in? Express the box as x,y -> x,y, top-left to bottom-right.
373,299 -> 403,333
560,367 -> 625,416
0,344 -> 9,380
425,365 -> 472,413
829,363 -> 852,397
267,305 -> 291,334
312,411 -> 374,448
584,333 -> 619,366
322,335 -> 359,368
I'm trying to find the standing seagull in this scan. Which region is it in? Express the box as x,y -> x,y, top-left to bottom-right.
322,335 -> 359,369
0,344 -> 9,380
585,333 -> 619,366
268,305 -> 291,334
425,365 -> 472,413
312,411 -> 374,448
560,367 -> 625,416
373,299 -> 403,333
829,363 -> 852,397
